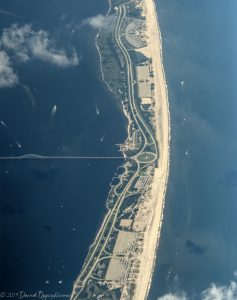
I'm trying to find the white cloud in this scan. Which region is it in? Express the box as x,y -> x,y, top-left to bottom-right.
0,51 -> 18,88
158,281 -> 237,300
201,281 -> 237,300
0,23 -> 80,88
158,293 -> 187,300
83,14 -> 106,29
83,14 -> 116,30
29,29 -> 79,67
0,24 -> 79,67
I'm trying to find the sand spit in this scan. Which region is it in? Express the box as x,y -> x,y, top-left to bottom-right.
70,0 -> 170,298
132,0 -> 171,299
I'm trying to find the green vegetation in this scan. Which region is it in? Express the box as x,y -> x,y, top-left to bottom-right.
104,230 -> 118,253
111,0 -> 129,7
78,280 -> 121,300
71,2 -> 160,299
97,21 -> 126,98
129,50 -> 148,64
92,258 -> 111,279
137,152 -> 155,163
126,2 -> 144,19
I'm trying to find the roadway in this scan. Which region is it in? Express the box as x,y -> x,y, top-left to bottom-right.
71,3 -> 159,299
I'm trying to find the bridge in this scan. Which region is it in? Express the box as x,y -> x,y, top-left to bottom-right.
0,154 -> 125,160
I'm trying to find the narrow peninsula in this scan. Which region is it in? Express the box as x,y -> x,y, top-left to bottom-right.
70,0 -> 170,299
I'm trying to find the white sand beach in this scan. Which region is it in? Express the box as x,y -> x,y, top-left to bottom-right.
133,0 -> 171,298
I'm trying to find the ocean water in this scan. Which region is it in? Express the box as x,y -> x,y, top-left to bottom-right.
1,0 -> 237,299
0,0 -> 127,296
149,0 -> 237,299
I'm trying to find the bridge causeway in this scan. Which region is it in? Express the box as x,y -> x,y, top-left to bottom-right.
0,154 -> 125,160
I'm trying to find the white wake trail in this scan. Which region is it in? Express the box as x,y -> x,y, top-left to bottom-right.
50,105 -> 57,122
1,120 -> 22,149
15,140 -> 22,149
1,120 -> 8,128
21,84 -> 36,108
95,103 -> 100,115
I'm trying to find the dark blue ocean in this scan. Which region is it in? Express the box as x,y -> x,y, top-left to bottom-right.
0,0 -> 237,299
0,0 -> 127,296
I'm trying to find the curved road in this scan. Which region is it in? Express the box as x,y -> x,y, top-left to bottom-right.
71,3 -> 159,299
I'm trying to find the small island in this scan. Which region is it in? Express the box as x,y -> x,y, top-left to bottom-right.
70,0 -> 170,299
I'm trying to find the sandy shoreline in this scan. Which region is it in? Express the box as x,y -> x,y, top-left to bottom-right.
70,0 -> 170,298
133,0 -> 171,298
